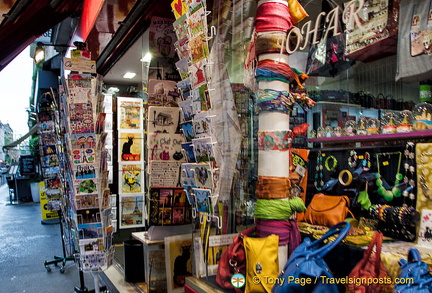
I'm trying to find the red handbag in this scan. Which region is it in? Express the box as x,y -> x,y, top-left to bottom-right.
346,231 -> 393,293
215,226 -> 255,291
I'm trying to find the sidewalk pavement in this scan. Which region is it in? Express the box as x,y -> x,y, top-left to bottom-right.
0,183 -> 97,293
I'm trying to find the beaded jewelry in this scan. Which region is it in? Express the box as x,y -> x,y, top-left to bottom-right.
324,155 -> 338,172
314,150 -> 324,191
402,142 -> 416,207
375,152 -> 403,202
348,150 -> 358,168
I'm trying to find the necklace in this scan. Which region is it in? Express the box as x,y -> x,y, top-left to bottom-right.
375,152 -> 403,202
348,150 -> 358,169
403,142 -> 416,207
314,150 -> 324,191
419,151 -> 432,200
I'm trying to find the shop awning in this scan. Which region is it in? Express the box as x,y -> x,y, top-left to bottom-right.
0,0 -> 84,71
3,125 -> 38,150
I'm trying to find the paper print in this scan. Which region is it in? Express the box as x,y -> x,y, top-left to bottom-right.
173,14 -> 188,40
119,132 -> 143,162
192,188 -> 212,213
164,235 -> 193,293
119,195 -> 144,228
147,132 -> 185,162
73,163 -> 97,180
178,97 -> 194,122
180,121 -> 195,142
74,179 -> 98,195
171,0 -> 189,19
70,133 -> 96,149
175,57 -> 190,80
75,194 -> 99,210
120,163 -> 143,194
175,36 -> 190,60
187,5 -> 207,39
118,98 -> 142,130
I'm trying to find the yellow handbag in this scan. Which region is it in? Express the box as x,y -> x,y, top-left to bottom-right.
244,234 -> 279,293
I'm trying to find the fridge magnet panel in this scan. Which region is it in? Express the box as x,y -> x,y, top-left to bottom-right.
119,132 -> 143,162
147,106 -> 180,134
117,97 -> 143,130
119,194 -> 145,229
147,132 -> 185,162
148,79 -> 179,107
120,163 -> 144,194
148,161 -> 182,188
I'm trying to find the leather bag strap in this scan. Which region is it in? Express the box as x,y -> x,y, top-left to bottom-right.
359,231 -> 383,276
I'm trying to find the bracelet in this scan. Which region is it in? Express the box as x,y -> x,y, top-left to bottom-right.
338,169 -> 353,186
324,155 -> 338,171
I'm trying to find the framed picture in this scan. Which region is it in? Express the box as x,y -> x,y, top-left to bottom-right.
117,97 -> 143,130
119,194 -> 145,229
165,234 -> 193,293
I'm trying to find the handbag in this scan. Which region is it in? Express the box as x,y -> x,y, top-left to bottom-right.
346,231 -> 393,293
244,234 -> 279,293
304,193 -> 355,227
215,226 -> 256,292
394,248 -> 432,293
344,0 -> 400,62
273,221 -> 351,293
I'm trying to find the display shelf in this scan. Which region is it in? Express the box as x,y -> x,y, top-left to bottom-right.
307,129 -> 432,144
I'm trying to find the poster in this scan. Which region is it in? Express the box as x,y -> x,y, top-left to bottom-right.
119,131 -> 143,162
119,195 -> 144,229
117,97 -> 143,130
119,163 -> 144,194
165,234 -> 193,293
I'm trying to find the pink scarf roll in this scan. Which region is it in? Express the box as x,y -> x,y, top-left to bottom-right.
255,1 -> 293,33
255,218 -> 301,252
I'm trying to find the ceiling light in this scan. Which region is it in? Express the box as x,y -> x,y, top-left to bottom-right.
140,52 -> 152,63
123,72 -> 136,79
107,87 -> 120,93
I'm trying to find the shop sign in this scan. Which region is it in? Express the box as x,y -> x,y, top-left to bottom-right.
286,0 -> 372,53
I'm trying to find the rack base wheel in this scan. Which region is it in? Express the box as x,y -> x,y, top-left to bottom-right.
60,266 -> 65,274
45,265 -> 51,272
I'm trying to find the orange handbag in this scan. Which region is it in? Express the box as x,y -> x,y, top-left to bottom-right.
346,231 -> 393,293
304,193 -> 354,227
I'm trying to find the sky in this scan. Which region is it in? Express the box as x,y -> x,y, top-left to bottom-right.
0,47 -> 33,138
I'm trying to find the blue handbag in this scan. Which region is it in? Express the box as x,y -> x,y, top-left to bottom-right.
272,221 -> 350,293
394,247 -> 432,293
